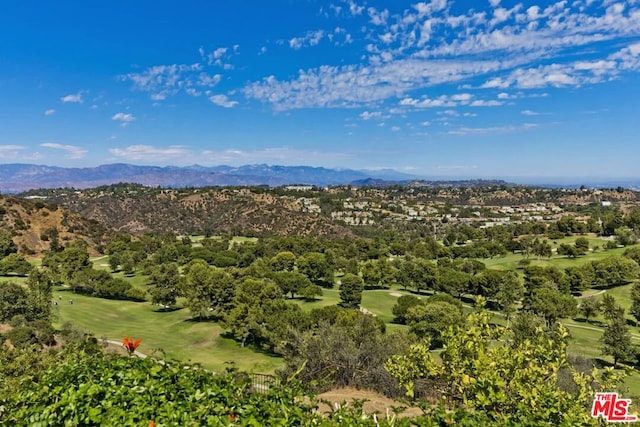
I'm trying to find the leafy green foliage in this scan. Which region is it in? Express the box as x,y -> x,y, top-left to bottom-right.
182,262 -> 234,319
339,273 -> 364,308
0,348 -> 325,426
297,252 -> 334,287
148,262 -> 181,307
405,299 -> 463,347
0,253 -> 32,276
602,309 -> 633,367
386,299 -> 627,425
579,296 -> 602,322
391,294 -> 423,324
523,287 -> 577,326
0,281 -> 29,322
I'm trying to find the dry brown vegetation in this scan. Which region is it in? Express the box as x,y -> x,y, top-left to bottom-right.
0,196 -> 107,255
316,388 -> 423,418
43,187 -> 353,239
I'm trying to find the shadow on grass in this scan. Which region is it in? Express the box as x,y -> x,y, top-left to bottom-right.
183,316 -> 221,324
153,306 -> 184,313
219,331 -> 283,359
573,318 -> 605,327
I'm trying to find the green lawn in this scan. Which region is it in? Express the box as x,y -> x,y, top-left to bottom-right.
51,289 -> 282,374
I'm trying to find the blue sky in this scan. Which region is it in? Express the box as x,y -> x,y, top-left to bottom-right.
1,0 -> 639,182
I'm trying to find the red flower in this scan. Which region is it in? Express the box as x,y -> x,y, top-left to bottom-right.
148,421 -> 156,427
122,336 -> 142,356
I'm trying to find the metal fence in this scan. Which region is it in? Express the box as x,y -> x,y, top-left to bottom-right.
248,373 -> 279,394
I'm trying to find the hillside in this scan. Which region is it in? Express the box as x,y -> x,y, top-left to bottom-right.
0,196 -> 107,255
31,185 -> 353,238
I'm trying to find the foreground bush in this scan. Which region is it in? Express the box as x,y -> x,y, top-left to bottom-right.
0,335 -> 620,426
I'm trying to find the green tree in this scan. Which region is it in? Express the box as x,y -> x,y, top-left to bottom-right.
149,263 -> 181,308
510,311 -> 547,347
557,243 -> 579,258
270,251 -> 296,272
182,263 -> 234,319
338,273 -> 364,308
26,269 -> 53,321
495,271 -> 524,320
574,237 -> 590,254
224,278 -> 282,347
0,281 -> 28,322
56,246 -> 92,282
601,294 -> 624,321
0,230 -> 18,258
405,300 -> 463,347
471,269 -> 505,299
386,300 -> 626,424
565,265 -> 593,293
524,287 -> 577,326
0,254 -> 32,276
615,226 -> 637,246
298,283 -> 323,301
273,271 -> 311,299
531,238 -> 552,258
602,309 -> 633,367
579,296 -> 601,323
591,256 -> 640,287
296,252 -> 334,287
108,253 -> 120,272
392,294 -> 423,324
437,268 -> 470,298
631,282 -> 640,326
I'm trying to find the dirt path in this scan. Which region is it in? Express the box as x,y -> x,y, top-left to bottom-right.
102,339 -> 149,358
317,387 -> 423,418
575,289 -> 607,299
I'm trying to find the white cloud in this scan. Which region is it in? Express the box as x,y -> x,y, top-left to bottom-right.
201,147 -> 351,165
0,145 -> 27,159
521,109 -> 540,115
44,109 -> 56,116
448,123 -> 538,135
40,142 -> 87,159
470,99 -> 503,107
198,73 -> 222,87
368,7 -> 389,26
112,112 -> 136,126
360,111 -> 382,120
244,1 -> 640,110
289,30 -> 325,50
109,145 -> 351,166
213,47 -> 227,60
201,46 -> 238,68
120,63 -> 203,99
346,0 -> 364,16
209,94 -> 238,108
109,145 -> 190,162
60,92 -> 84,104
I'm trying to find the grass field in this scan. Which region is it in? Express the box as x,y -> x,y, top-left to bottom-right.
51,288 -> 283,374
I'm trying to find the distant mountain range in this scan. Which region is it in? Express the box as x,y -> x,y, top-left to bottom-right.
0,163 -> 420,193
